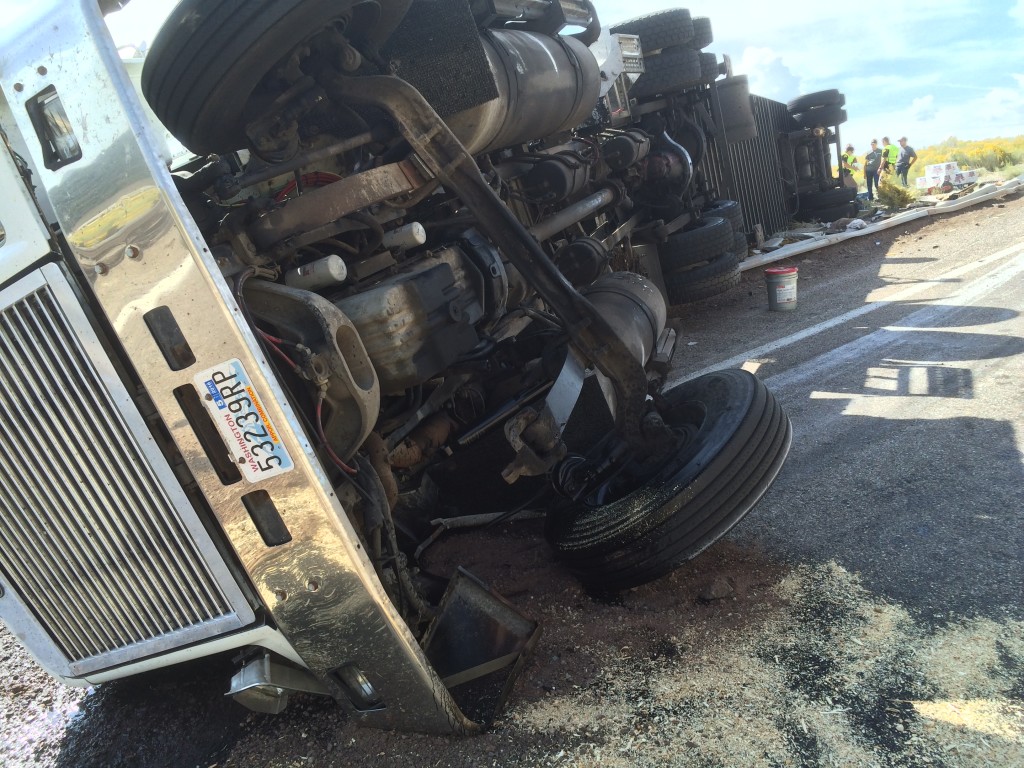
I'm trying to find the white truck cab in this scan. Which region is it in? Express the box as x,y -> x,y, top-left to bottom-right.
0,0 -> 790,734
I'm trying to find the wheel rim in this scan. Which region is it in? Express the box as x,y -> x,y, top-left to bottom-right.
546,371 -> 792,590
549,369 -> 761,549
581,400 -> 707,508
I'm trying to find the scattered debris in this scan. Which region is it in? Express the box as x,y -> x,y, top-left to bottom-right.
698,576 -> 736,602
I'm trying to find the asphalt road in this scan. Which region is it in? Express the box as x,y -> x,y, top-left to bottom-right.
673,194 -> 1024,628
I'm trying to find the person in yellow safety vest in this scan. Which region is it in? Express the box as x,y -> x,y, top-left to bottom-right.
841,144 -> 860,188
880,136 -> 899,175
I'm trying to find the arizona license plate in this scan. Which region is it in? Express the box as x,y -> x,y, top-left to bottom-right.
194,359 -> 294,482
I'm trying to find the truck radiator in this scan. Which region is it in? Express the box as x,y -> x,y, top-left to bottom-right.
703,93 -> 793,238
0,265 -> 254,678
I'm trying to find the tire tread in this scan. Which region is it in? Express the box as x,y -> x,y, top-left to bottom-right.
549,371 -> 792,590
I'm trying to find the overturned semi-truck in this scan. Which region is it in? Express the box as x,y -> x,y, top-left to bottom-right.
0,0 -> 795,733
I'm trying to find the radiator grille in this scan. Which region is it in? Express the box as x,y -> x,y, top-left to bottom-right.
0,266 -> 253,676
727,95 -> 795,237
703,93 -> 794,238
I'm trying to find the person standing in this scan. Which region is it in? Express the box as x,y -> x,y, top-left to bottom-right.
896,136 -> 917,187
880,136 -> 899,176
863,139 -> 882,200
841,144 -> 860,188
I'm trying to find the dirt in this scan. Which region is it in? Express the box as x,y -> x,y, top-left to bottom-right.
4,526 -> 1022,767
2,192 -> 1023,767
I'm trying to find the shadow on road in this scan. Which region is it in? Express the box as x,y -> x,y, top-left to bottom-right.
741,320 -> 1024,625
752,412 -> 1024,623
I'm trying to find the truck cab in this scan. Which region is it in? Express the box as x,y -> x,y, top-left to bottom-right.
0,0 -> 791,733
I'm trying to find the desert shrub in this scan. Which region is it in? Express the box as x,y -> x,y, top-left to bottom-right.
876,177 -> 915,210
912,135 -> 1024,183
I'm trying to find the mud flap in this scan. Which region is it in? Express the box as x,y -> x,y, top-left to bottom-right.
421,568 -> 540,726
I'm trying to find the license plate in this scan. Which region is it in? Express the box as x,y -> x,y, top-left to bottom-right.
194,359 -> 294,483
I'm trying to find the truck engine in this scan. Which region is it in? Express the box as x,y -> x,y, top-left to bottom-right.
0,0 -> 792,734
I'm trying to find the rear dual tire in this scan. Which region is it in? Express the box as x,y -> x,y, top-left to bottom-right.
630,47 -> 702,98
610,9 -> 694,55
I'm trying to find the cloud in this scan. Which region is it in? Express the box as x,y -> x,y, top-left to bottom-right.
847,78 -> 1024,149
736,46 -> 801,102
1012,1 -> 1024,25
910,95 -> 938,121
975,84 -> 1024,129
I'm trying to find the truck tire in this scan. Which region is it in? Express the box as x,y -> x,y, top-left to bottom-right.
610,9 -> 694,55
703,200 -> 743,232
690,17 -> 713,49
142,0 -> 407,153
546,369 -> 792,590
787,89 -> 845,113
733,231 -> 749,260
660,217 -> 733,270
699,52 -> 720,83
798,201 -> 858,222
664,251 -> 741,304
630,47 -> 702,98
797,187 -> 857,208
791,106 -> 848,129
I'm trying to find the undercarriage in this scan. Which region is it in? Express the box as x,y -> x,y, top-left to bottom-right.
0,0 -> 792,733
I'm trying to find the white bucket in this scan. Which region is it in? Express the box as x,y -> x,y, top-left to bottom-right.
765,266 -> 798,311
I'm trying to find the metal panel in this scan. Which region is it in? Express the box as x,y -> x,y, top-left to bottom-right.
703,93 -> 794,239
0,265 -> 255,676
0,93 -> 55,282
0,0 -> 476,733
730,95 -> 794,236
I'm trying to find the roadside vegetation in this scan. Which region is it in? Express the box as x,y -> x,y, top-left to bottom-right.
875,177 -> 915,211
837,135 -> 1023,202
916,135 -> 1024,178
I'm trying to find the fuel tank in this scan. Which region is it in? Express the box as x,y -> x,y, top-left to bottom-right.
445,29 -> 601,154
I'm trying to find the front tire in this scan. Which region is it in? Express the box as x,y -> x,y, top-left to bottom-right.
546,370 -> 792,590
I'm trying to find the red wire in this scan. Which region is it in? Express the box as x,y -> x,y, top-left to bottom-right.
316,395 -> 358,475
257,329 -> 302,373
258,329 -> 289,345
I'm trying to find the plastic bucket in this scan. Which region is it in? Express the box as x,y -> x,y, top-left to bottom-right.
765,266 -> 798,311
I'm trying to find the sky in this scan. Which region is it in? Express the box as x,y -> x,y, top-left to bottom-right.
105,0 -> 1024,155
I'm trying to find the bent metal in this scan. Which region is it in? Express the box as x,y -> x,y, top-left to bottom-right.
0,0 -> 791,733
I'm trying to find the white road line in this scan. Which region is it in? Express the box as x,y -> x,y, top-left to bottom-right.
761,250 -> 1024,391
670,240 -> 1024,386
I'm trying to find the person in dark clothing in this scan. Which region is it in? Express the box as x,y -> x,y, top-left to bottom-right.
863,139 -> 882,200
896,136 -> 917,187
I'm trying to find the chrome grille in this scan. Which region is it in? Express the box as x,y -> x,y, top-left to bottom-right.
0,265 -> 253,677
